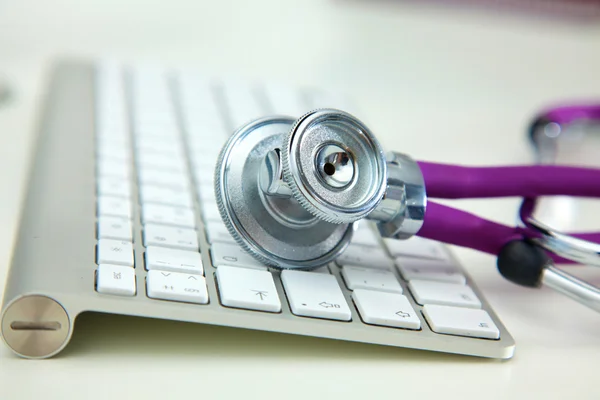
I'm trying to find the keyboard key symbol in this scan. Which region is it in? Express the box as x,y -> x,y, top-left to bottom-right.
113,272 -> 122,280
395,311 -> 410,318
478,322 -> 489,328
252,290 -> 268,300
319,301 -> 340,309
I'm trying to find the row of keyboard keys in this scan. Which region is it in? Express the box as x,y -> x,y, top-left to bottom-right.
334,227 -> 502,338
94,64 -> 137,297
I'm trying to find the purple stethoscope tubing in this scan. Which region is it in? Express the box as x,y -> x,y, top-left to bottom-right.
413,103 -> 600,264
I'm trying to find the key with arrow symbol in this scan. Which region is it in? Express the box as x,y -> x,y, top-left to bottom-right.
251,290 -> 268,300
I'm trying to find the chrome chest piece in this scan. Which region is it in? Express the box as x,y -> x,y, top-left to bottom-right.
214,109 -> 427,269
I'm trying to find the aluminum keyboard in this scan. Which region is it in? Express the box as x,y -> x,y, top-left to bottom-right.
0,61 -> 515,359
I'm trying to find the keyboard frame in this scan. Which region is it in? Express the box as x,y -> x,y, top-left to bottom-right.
0,60 -> 516,359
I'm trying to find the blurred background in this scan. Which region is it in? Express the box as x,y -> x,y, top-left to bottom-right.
1,0 -> 599,226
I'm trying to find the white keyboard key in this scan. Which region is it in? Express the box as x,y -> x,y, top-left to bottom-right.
201,200 -> 224,223
138,168 -> 190,189
97,177 -> 131,198
281,270 -> 351,321
313,266 -> 330,274
143,224 -> 199,251
188,136 -> 226,154
423,304 -> 500,340
135,137 -> 183,155
97,143 -> 131,161
352,289 -> 420,330
97,239 -> 134,267
336,245 -> 394,270
341,265 -> 403,294
210,242 -> 267,270
135,120 -> 178,136
97,196 -> 132,219
97,216 -> 133,241
194,168 -> 216,187
145,246 -> 204,275
140,185 -> 193,208
351,225 -> 380,247
95,70 -> 129,139
177,74 -> 226,133
96,133 -> 130,147
96,120 -> 128,137
146,270 -> 208,304
408,280 -> 481,308
216,266 -> 281,312
191,153 -> 220,171
197,184 -> 217,203
142,204 -> 196,228
221,80 -> 264,129
396,257 -> 466,284
97,159 -> 130,179
205,222 -> 236,244
384,236 -> 450,261
137,152 -> 187,173
96,264 -> 136,296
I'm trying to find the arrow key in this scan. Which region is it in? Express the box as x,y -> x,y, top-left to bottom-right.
352,289 -> 420,330
146,270 -> 208,304
216,266 -> 281,312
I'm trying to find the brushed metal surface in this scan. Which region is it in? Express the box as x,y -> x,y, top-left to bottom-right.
1,295 -> 70,358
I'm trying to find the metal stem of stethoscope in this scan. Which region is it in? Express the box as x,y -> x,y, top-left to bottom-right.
214,108 -> 600,313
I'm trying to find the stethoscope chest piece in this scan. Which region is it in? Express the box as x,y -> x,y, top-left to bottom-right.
281,109 -> 388,224
214,115 -> 354,270
215,109 -> 426,270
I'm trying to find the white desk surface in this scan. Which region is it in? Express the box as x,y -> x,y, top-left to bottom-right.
0,0 -> 599,398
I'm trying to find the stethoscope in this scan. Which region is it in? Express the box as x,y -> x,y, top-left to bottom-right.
213,107 -> 600,313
